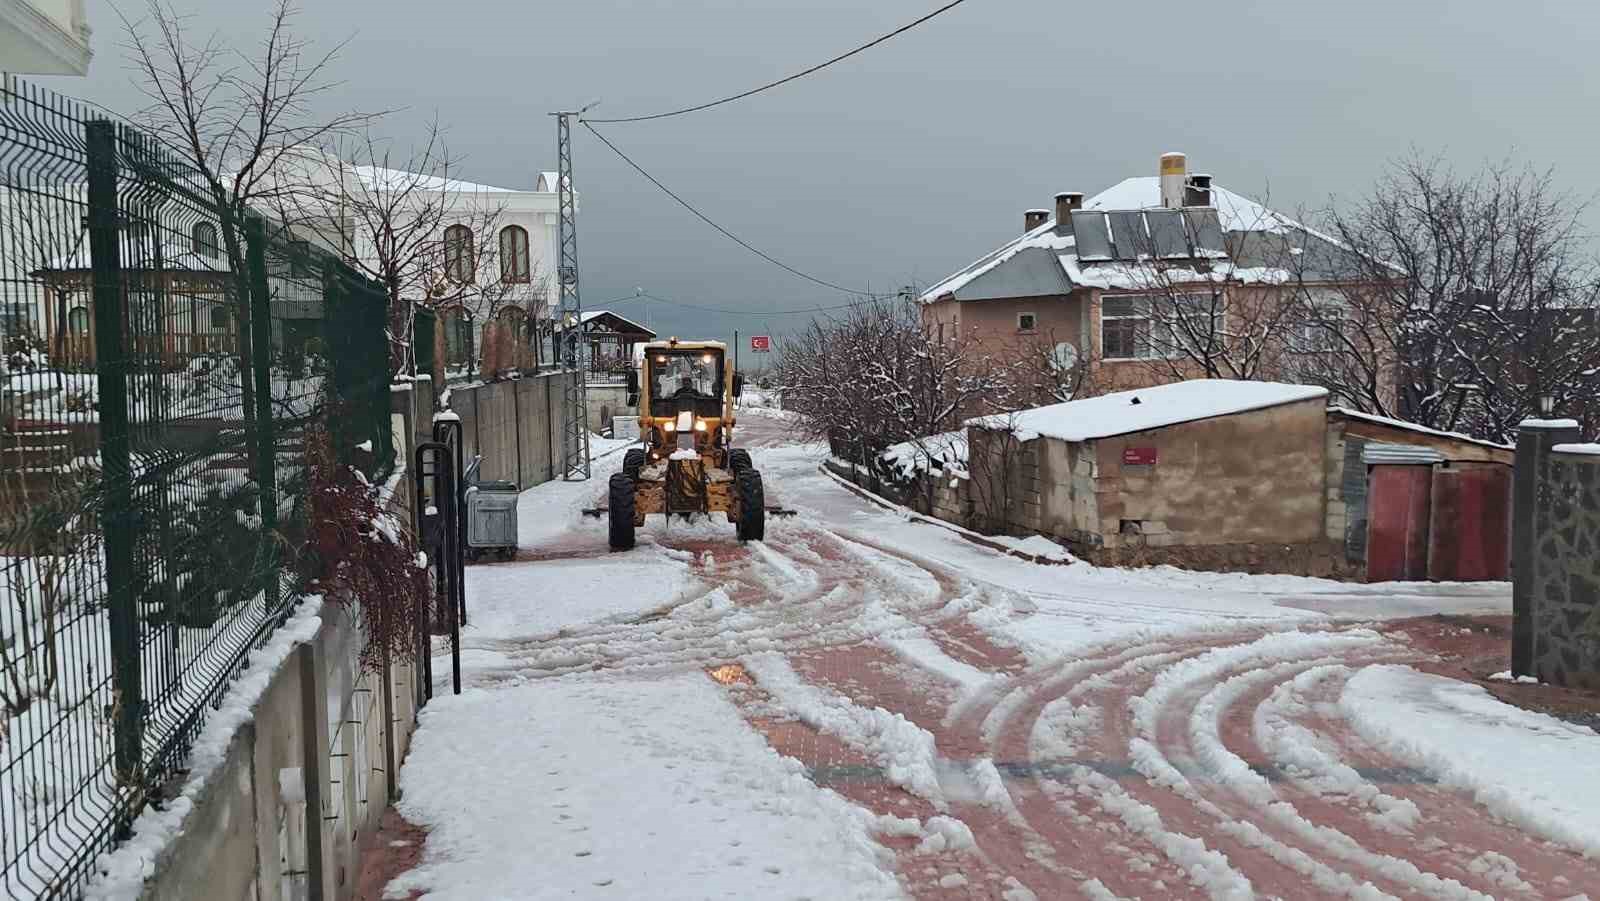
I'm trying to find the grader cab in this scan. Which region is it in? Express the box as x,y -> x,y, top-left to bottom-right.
608,338 -> 764,550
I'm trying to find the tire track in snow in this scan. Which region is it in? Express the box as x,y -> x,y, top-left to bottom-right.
1269,665 -> 1600,896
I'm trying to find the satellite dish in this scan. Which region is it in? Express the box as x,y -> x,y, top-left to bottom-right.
1049,342 -> 1079,372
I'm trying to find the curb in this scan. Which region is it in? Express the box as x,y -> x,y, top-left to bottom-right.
817,465 -> 1074,568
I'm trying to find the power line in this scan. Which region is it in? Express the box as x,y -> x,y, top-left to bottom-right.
583,0 -> 973,124
605,290 -> 878,316
582,121 -> 877,296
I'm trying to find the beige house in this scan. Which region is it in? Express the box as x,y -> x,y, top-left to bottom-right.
920,153 -> 1380,398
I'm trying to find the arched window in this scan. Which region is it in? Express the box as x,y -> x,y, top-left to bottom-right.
67,306 -> 90,336
443,224 -> 475,283
209,305 -> 230,330
499,225 -> 530,283
191,221 -> 219,258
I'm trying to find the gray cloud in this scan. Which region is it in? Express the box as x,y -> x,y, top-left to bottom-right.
50,0 -> 1600,346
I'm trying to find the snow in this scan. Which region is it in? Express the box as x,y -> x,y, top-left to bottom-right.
1519,418 -> 1580,429
989,534 -> 1073,562
744,652 -> 947,808
878,431 -> 968,480
1331,407 -> 1514,452
669,448 -> 700,460
84,598 -> 326,899
1553,443 -> 1600,456
388,672 -> 900,901
351,164 -> 523,195
1084,177 -> 1310,237
968,379 -> 1328,443
1487,670 -> 1540,684
1340,665 -> 1600,858
432,409 -> 460,423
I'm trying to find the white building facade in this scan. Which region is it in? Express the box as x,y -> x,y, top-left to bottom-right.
1,0 -> 91,76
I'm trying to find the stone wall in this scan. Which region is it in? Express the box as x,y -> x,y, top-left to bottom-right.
1523,435 -> 1600,687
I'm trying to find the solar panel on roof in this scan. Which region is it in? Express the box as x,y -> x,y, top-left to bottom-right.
1108,211 -> 1148,260
1184,209 -> 1225,255
1071,211 -> 1112,261
1145,210 -> 1189,258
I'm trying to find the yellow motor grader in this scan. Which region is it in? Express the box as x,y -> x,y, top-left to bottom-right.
610,338 -> 763,550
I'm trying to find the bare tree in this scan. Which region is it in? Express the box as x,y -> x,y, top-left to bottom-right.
1294,154 -> 1600,441
121,0 -> 380,441
267,122 -> 507,378
777,297 -> 1022,468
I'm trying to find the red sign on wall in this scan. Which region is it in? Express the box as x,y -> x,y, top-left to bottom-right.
1122,446 -> 1158,466
750,335 -> 772,352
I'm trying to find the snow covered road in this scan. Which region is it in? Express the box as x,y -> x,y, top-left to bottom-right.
379,414 -> 1600,900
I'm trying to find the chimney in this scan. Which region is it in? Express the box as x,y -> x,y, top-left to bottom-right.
1185,173 -> 1212,207
1159,152 -> 1187,208
1054,191 -> 1083,231
1024,209 -> 1050,232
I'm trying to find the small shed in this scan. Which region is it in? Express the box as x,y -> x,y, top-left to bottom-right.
1325,408 -> 1514,582
967,380 -> 1334,573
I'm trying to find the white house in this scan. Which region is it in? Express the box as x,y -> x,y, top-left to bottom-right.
1,0 -> 91,76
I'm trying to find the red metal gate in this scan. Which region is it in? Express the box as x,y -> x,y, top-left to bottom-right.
1427,465 -> 1512,582
1366,464 -> 1433,582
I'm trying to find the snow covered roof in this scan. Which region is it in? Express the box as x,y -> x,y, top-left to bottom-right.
1329,407 -> 1514,452
921,175 -> 1361,303
351,165 -> 524,194
968,379 -> 1329,442
552,309 -> 655,337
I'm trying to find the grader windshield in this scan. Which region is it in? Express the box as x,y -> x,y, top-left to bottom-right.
648,350 -> 723,415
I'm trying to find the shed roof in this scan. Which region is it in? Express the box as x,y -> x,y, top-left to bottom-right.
968,379 -> 1328,442
1328,407 -> 1514,452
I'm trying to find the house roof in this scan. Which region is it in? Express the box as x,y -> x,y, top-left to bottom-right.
553,309 -> 655,338
921,176 -> 1359,303
967,379 -> 1328,442
351,165 -> 524,194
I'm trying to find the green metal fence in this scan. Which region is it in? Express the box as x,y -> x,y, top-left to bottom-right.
1,79 -> 393,899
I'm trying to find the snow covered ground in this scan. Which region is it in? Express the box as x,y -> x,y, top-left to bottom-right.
381,418 -> 1600,900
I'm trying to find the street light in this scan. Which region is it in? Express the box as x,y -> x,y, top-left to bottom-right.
1538,394 -> 1555,417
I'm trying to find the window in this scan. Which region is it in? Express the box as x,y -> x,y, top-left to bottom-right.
67,306 -> 90,336
499,225 -> 530,283
1017,312 -> 1037,333
1100,294 -> 1218,360
209,305 -> 230,330
1293,296 -> 1346,353
443,309 -> 474,368
191,221 -> 219,258
443,224 -> 475,284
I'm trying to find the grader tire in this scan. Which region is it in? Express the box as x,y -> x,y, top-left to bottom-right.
623,448 -> 646,480
736,470 -> 765,542
609,473 -> 637,550
728,448 -> 752,475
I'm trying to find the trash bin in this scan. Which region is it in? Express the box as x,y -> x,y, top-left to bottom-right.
463,456 -> 519,561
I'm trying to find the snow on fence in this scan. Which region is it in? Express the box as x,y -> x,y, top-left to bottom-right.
1,78 -> 394,900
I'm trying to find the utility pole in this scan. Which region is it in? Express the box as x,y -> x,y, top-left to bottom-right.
552,108 -> 595,480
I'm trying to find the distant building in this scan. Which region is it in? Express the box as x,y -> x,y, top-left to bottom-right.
920,152 -> 1383,400
1,0 -> 92,76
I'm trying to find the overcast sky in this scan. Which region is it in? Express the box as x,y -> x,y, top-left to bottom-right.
47,0 -> 1600,348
